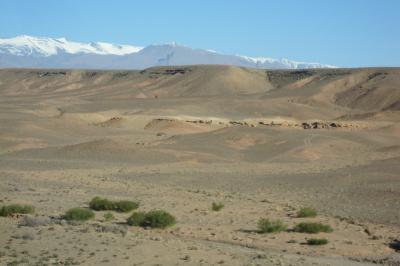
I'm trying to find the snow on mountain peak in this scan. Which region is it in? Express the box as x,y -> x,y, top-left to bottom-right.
0,35 -> 143,57
0,35 -> 336,69
238,55 -> 336,69
239,55 -> 277,64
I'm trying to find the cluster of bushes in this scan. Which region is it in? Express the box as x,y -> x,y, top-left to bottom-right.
1,197 -> 176,231
1,201 -> 331,246
62,197 -> 176,229
257,207 -> 331,245
62,196 -> 139,222
257,219 -> 332,234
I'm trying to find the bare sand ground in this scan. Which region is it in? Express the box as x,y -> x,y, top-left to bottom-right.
0,66 -> 399,265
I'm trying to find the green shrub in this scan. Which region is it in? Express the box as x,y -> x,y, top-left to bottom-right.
64,208 -> 95,221
103,212 -> 115,221
144,210 -> 176,228
89,197 -> 138,212
257,218 -> 287,233
127,210 -> 176,228
307,238 -> 328,245
297,207 -> 317,218
114,200 -> 139,212
0,204 -> 34,217
294,222 -> 333,234
126,211 -> 147,226
211,202 -> 224,211
89,197 -> 115,211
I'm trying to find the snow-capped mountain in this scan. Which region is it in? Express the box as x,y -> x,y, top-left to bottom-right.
0,35 -> 143,56
0,35 -> 335,69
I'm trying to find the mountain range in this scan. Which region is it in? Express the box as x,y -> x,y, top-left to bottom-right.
0,35 -> 336,69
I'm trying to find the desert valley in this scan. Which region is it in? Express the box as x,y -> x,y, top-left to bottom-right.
0,65 -> 399,265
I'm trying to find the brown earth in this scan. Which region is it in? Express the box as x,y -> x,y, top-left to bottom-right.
0,66 -> 399,265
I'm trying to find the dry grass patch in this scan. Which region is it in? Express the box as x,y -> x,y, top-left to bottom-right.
294,222 -> 333,233
103,212 -> 115,221
297,207 -> 317,218
257,218 -> 287,233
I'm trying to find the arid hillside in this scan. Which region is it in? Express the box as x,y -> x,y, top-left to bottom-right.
0,66 -> 399,265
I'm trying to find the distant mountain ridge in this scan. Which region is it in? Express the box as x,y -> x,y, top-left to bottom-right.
0,35 -> 336,69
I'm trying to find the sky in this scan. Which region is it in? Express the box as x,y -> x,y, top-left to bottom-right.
0,0 -> 399,67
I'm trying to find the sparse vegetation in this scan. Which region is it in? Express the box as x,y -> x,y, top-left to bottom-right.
89,197 -> 114,211
95,224 -> 128,236
19,215 -> 52,227
257,218 -> 287,233
114,200 -> 139,212
126,211 -> 147,226
211,202 -> 224,211
0,204 -> 34,217
103,212 -> 115,221
294,222 -> 333,233
127,210 -> 176,228
89,197 -> 138,212
297,207 -> 317,218
64,208 -> 95,221
144,210 -> 176,228
307,238 -> 328,245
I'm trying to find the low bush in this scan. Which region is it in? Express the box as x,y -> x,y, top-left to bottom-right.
0,204 -> 34,217
64,208 -> 95,221
127,210 -> 176,228
297,207 -> 317,218
144,210 -> 176,228
126,211 -> 147,226
211,202 -> 224,211
307,238 -> 328,245
89,197 -> 114,211
257,218 -> 287,233
294,222 -> 333,233
114,200 -> 139,212
103,212 -> 115,221
89,197 -> 138,212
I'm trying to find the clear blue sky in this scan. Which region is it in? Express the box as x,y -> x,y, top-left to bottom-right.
1,0 -> 399,67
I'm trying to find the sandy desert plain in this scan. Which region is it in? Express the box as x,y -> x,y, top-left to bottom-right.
0,65 -> 399,265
